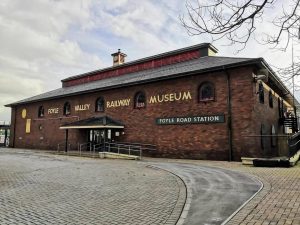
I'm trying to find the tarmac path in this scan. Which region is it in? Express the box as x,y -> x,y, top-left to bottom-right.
149,162 -> 262,225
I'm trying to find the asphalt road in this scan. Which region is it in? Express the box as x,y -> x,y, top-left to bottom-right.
149,162 -> 262,225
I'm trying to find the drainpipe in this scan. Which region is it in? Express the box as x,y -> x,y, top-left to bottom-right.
4,128 -> 8,147
12,107 -> 17,148
65,129 -> 69,152
224,67 -> 233,161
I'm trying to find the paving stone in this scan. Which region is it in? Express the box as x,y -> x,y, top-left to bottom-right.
0,149 -> 185,225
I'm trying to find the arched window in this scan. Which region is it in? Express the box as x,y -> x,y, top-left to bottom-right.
38,106 -> 44,118
278,97 -> 281,117
134,92 -> 146,108
259,82 -> 264,104
199,82 -> 215,101
63,102 -> 71,115
95,97 -> 105,112
269,90 -> 273,108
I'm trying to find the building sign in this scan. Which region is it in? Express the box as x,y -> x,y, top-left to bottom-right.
25,119 -> 31,133
75,104 -> 90,111
107,99 -> 130,108
149,91 -> 192,104
48,108 -> 59,114
156,115 -> 225,125
21,109 -> 27,119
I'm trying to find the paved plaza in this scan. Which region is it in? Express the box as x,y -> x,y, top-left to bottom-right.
0,149 -> 185,225
0,148 -> 299,225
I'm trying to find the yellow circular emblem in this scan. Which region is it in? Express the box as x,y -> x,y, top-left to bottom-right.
21,109 -> 27,119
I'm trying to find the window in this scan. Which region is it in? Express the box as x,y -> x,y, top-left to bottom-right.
63,102 -> 71,115
269,90 -> 273,108
283,102 -> 287,117
95,97 -> 105,112
259,82 -> 264,104
38,106 -> 44,118
199,82 -> 215,101
134,92 -> 146,108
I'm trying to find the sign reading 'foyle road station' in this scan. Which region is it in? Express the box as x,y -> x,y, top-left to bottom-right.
156,115 -> 225,125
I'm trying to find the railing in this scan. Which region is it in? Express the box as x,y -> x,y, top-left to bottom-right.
279,117 -> 298,132
242,135 -> 291,158
56,141 -> 156,160
109,142 -> 156,153
104,142 -> 156,159
104,142 -> 142,159
57,142 -> 71,152
93,143 -> 105,158
288,132 -> 300,158
79,142 -> 92,156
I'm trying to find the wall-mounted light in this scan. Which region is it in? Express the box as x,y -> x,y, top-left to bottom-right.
253,68 -> 268,82
254,74 -> 267,82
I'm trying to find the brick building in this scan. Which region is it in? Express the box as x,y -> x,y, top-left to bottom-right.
5,43 -> 298,161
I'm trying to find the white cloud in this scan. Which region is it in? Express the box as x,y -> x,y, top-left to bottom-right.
1,0 -> 299,123
0,0 -> 104,122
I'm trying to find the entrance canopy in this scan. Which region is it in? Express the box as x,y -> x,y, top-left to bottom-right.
60,116 -> 124,129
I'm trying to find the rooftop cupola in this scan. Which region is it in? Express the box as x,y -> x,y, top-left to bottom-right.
111,49 -> 127,66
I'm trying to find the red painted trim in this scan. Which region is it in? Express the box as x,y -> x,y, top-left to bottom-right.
63,50 -> 201,87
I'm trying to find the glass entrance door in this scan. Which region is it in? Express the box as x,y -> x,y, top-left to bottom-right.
88,129 -> 106,144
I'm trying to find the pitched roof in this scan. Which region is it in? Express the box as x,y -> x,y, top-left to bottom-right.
61,43 -> 217,82
6,56 -> 262,106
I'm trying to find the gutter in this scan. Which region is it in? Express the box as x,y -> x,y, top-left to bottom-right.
260,59 -> 300,106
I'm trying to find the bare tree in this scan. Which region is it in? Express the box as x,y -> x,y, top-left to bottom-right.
181,0 -> 300,51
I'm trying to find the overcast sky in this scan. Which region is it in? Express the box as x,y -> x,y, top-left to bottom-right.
1,0 -> 300,123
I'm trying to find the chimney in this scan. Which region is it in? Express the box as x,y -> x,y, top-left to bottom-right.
111,49 -> 127,66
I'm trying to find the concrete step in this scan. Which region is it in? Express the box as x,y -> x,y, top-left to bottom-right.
99,152 -> 140,160
242,150 -> 300,167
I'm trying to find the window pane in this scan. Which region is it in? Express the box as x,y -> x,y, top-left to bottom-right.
269,91 -> 273,108
199,83 -> 214,101
135,92 -> 146,108
96,97 -> 104,112
64,102 -> 70,115
259,82 -> 264,104
38,106 -> 44,117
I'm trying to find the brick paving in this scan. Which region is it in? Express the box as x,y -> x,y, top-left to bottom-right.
0,149 -> 185,225
149,158 -> 300,225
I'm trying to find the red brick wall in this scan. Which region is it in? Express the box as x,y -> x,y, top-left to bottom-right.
251,82 -> 286,158
12,66 -> 281,160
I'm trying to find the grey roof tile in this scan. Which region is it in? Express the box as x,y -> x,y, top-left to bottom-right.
7,56 -> 259,106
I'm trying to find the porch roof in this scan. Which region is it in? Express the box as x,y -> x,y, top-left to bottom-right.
59,116 -> 124,129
